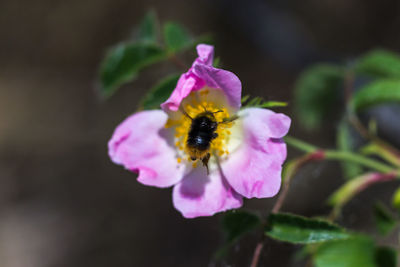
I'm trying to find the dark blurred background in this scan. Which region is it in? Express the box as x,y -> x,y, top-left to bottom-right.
1,0 -> 400,266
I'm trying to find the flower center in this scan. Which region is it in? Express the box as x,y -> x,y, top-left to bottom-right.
165,89 -> 235,166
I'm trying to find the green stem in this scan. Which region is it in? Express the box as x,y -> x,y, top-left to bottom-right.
284,136 -> 317,153
324,150 -> 393,173
284,136 -> 399,176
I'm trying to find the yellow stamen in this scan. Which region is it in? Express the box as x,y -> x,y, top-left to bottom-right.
165,89 -> 235,167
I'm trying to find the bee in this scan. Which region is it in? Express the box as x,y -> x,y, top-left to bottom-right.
180,107 -> 238,174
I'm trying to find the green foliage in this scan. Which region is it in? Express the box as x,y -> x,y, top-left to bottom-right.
355,49 -> 400,79
213,57 -> 221,68
139,74 -> 180,110
373,202 -> 397,236
98,11 -> 209,98
99,43 -> 166,97
137,10 -> 159,44
350,79 -> 400,112
163,22 -> 192,53
265,213 -> 350,244
336,121 -> 362,179
392,187 -> 400,211
313,236 -> 376,267
294,64 -> 344,130
241,95 -> 287,108
375,246 -> 397,267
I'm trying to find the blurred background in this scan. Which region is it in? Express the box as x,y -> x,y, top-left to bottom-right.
1,0 -> 400,266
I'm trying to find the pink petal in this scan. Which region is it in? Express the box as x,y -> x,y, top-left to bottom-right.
160,72 -> 205,112
196,44 -> 214,65
240,107 -> 291,139
161,44 -> 242,112
222,108 -> 291,198
192,63 -> 242,110
173,166 -> 243,218
108,110 -> 185,188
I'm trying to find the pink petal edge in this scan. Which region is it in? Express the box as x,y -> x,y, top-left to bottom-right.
161,44 -> 242,112
173,166 -> 243,218
222,108 -> 291,198
108,110 -> 186,188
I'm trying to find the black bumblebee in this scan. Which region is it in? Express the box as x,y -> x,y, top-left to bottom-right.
181,108 -> 237,174
186,111 -> 218,173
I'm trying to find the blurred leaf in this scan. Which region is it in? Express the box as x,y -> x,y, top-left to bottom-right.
241,95 -> 250,103
373,202 -> 397,236
139,74 -> 180,110
336,121 -> 363,179
215,211 -> 261,259
294,64 -> 344,130
259,101 -> 288,108
392,187 -> 400,211
99,43 -> 166,97
265,213 -> 350,244
355,50 -> 400,79
375,246 -> 397,267
213,57 -> 221,68
350,79 -> 400,112
163,22 -> 192,53
314,236 -> 376,267
242,96 -> 287,109
137,10 -> 159,44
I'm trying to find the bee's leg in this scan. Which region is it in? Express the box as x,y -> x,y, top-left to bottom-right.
179,106 -> 193,120
212,133 -> 218,139
201,153 -> 211,175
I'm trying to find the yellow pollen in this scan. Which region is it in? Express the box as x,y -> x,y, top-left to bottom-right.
165,89 -> 235,165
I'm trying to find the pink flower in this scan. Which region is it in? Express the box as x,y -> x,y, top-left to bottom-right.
108,44 -> 291,218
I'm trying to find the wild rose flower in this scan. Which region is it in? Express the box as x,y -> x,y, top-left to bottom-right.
108,44 -> 291,218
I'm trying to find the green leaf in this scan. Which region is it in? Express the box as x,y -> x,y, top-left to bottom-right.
259,101 -> 288,108
392,186 -> 400,211
140,74 -> 180,110
375,246 -> 397,267
294,64 -> 344,130
242,96 -> 288,109
137,10 -> 159,44
241,95 -> 250,104
350,79 -> 400,112
336,121 -> 363,179
355,49 -> 400,79
99,43 -> 166,97
373,202 -> 397,236
213,57 -> 221,68
314,236 -> 376,267
265,213 -> 350,244
222,211 -> 261,243
163,22 -> 192,53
